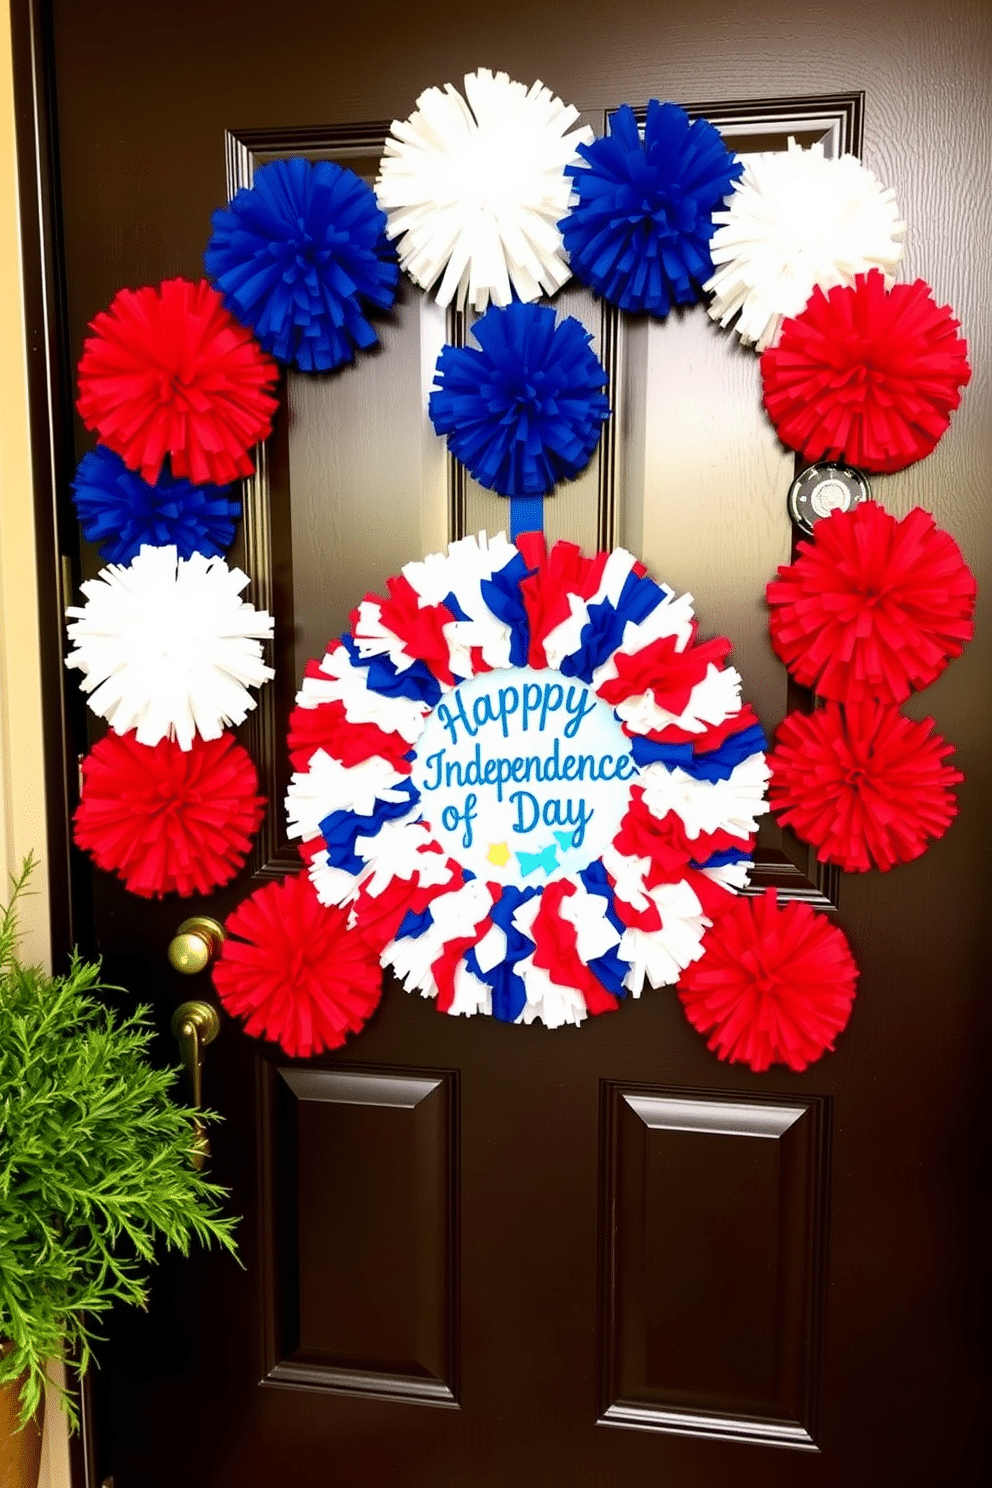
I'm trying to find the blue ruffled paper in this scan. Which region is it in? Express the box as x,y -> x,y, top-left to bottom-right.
578,862 -> 629,998
464,884 -> 540,1023
318,780 -> 420,874
559,568 -> 667,681
631,723 -> 768,781
71,447 -> 240,565
428,302 -> 610,498
205,156 -> 399,373
479,547 -> 537,666
561,101 -> 742,316
339,636 -> 442,709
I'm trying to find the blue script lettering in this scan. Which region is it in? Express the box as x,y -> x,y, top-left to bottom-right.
510,790 -> 594,848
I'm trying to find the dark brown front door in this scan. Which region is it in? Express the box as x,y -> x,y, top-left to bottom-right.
20,1 -> 990,1484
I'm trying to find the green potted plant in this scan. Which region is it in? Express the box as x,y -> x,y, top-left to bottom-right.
0,857 -> 236,1485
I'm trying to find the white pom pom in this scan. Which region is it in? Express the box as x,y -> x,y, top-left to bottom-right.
376,67 -> 593,312
704,139 -> 906,351
65,545 -> 273,750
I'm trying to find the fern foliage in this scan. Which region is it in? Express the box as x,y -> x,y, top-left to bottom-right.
0,857 -> 237,1426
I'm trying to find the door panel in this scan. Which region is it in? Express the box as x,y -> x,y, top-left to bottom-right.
260,1065 -> 458,1403
26,1 -> 991,1484
601,1086 -> 828,1448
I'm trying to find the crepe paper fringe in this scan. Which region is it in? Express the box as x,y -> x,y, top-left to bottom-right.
768,702 -> 962,873
429,302 -> 610,497
766,501 -> 976,705
71,446 -> 240,565
76,277 -> 278,486
761,270 -> 971,472
74,731 -> 264,898
65,545 -> 274,752
561,100 -> 742,315
212,871 -> 384,1057
678,889 -> 859,1071
705,139 -> 906,351
375,67 -> 593,312
205,156 -> 399,373
280,532 -> 769,1031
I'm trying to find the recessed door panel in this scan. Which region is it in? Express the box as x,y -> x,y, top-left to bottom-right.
260,1064 -> 458,1404
600,1084 -> 829,1449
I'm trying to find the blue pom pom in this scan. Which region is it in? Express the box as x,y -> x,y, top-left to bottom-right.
71,447 -> 241,564
560,101 -> 742,316
428,302 -> 610,498
205,156 -> 399,372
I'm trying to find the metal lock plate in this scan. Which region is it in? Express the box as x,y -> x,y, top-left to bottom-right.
787,463 -> 871,536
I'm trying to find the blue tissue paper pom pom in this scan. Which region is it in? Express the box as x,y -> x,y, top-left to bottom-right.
71,447 -> 241,565
428,302 -> 610,498
560,101 -> 742,316
205,156 -> 399,372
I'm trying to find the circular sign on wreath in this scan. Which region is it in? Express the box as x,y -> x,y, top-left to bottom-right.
282,532 -> 771,1032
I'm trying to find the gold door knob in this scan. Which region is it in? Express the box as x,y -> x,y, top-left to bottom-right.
167,916 -> 225,975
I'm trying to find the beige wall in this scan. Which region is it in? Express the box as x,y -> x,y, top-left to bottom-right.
0,0 -> 49,965
2,2 -> 70,1483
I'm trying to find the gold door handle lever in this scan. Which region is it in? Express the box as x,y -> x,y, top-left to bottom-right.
171,1000 -> 221,1171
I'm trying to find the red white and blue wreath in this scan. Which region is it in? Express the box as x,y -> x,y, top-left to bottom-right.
63,67 -> 976,1072
281,532 -> 769,1029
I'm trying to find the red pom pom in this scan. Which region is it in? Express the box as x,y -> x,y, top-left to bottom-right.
761,271 -> 971,472
768,702 -> 961,872
77,277 -> 278,486
766,502 -> 976,703
74,731 -> 264,898
213,872 -> 383,1056
678,890 -> 858,1072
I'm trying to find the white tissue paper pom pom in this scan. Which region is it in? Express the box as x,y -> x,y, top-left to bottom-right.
375,67 -> 593,312
65,544 -> 273,750
705,139 -> 906,351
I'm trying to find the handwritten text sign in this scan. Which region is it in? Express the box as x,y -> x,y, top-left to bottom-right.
412,667 -> 637,886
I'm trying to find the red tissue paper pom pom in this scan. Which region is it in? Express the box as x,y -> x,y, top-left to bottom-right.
677,890 -> 858,1072
761,270 -> 971,473
74,730 -> 264,898
213,871 -> 384,1057
766,502 -> 976,704
768,702 -> 962,873
77,277 -> 279,486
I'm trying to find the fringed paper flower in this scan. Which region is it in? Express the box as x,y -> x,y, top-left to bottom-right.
71,446 -> 240,565
678,890 -> 858,1071
561,100 -> 742,315
76,277 -> 278,485
65,544 -> 274,750
74,731 -> 264,897
761,271 -> 971,472
204,156 -> 399,373
766,502 -> 977,704
768,703 -> 961,872
283,533 -> 770,1032
428,302 -> 610,496
705,139 -> 905,350
212,871 -> 383,1057
375,67 -> 593,311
